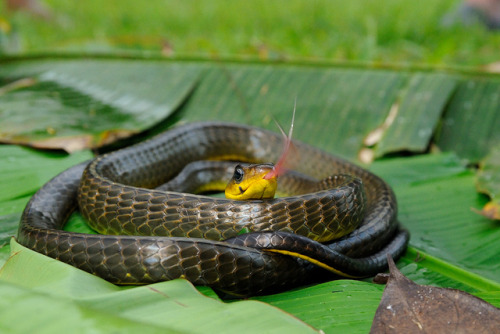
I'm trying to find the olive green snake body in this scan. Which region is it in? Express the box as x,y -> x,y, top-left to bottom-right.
18,122 -> 409,296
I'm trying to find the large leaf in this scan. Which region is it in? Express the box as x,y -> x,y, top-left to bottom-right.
0,145 -> 92,247
2,59 -> 500,161
1,56 -> 500,333
0,60 -> 202,151
2,148 -> 499,333
0,145 -> 92,204
176,65 -> 408,160
1,240 -> 316,334
0,145 -> 93,250
375,73 -> 457,156
435,78 -> 500,162
372,154 -> 500,284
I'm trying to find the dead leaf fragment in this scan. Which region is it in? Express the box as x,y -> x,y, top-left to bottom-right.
370,256 -> 500,333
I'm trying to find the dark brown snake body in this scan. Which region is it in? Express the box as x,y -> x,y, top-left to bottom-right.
18,122 -> 409,296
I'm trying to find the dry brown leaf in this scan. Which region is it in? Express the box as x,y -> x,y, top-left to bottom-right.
370,256 -> 500,333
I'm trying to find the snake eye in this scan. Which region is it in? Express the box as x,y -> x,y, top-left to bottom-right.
233,166 -> 244,183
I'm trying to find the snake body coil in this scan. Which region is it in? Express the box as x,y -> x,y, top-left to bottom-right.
18,122 -> 408,296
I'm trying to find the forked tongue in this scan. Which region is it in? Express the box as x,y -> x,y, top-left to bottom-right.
264,99 -> 297,180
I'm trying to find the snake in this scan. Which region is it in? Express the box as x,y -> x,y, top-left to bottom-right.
18,122 -> 409,296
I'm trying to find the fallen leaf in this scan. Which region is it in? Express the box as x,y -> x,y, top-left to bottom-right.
370,256 -> 500,333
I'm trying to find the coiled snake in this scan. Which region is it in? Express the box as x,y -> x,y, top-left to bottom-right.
18,122 -> 409,296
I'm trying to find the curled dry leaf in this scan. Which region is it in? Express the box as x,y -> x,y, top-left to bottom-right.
370,256 -> 500,334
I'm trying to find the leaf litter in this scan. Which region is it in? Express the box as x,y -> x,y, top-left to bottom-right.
370,256 -> 500,333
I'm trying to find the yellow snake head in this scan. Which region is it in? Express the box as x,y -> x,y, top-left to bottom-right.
225,164 -> 277,200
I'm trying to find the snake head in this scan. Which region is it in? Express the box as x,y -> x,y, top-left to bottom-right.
225,163 -> 277,200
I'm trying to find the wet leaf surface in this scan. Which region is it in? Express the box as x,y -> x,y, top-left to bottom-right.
370,257 -> 500,333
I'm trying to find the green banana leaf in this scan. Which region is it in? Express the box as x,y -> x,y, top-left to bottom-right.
0,60 -> 202,151
0,56 -> 499,333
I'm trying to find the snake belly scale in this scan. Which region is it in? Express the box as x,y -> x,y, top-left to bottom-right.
18,122 -> 409,296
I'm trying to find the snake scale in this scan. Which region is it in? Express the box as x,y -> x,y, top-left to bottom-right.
18,122 -> 409,296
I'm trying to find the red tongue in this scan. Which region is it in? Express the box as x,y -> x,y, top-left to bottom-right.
263,100 -> 296,180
